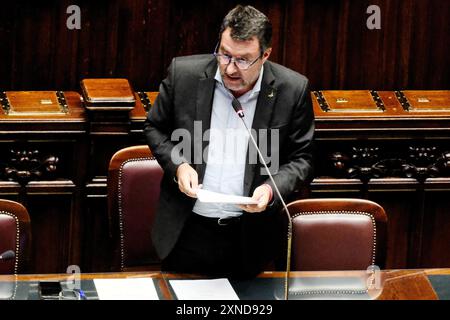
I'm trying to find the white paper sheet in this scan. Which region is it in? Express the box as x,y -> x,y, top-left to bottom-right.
197,189 -> 258,205
93,278 -> 159,300
169,278 -> 240,300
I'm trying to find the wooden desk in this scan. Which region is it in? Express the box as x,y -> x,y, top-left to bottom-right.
1,269 -> 448,300
2,89 -> 450,275
312,90 -> 450,270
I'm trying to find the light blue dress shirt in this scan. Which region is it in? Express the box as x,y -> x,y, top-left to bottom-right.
192,66 -> 264,218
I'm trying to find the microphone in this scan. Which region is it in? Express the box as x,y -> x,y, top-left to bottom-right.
231,98 -> 245,118
231,97 -> 293,300
0,250 -> 15,261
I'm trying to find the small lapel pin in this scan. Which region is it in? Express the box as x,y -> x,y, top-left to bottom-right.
268,90 -> 274,98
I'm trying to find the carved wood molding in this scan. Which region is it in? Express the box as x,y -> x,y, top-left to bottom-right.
330,146 -> 450,183
0,149 -> 59,185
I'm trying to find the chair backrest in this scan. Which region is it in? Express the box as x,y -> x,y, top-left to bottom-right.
287,198 -> 387,271
0,199 -> 31,274
108,145 -> 163,271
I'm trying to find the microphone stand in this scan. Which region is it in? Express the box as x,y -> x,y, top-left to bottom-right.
232,98 -> 293,300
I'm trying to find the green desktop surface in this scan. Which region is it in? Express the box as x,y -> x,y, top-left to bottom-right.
427,275 -> 450,300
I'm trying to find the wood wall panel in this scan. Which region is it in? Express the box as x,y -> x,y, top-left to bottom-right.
26,189 -> 76,273
421,191 -> 450,268
368,190 -> 416,269
0,0 -> 448,91
82,192 -> 110,272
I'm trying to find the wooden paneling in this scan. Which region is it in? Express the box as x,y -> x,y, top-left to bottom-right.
26,183 -> 76,273
0,1 -> 448,91
368,185 -> 419,269
421,190 -> 450,267
1,88 -> 450,272
0,0 -> 448,273
0,90 -> 86,274
82,185 -> 110,272
311,89 -> 450,269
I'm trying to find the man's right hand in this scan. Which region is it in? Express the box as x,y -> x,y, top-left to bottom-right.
176,163 -> 201,198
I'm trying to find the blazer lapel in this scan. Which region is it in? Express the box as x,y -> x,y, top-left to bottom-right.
243,63 -> 277,196
195,60 -> 217,182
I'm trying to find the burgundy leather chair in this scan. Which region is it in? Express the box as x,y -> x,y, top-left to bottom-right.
287,198 -> 387,271
0,199 -> 31,274
108,145 -> 163,271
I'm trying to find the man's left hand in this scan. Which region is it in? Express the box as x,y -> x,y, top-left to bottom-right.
238,184 -> 272,213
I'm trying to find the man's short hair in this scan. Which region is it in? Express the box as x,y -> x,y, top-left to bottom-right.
219,5 -> 272,54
